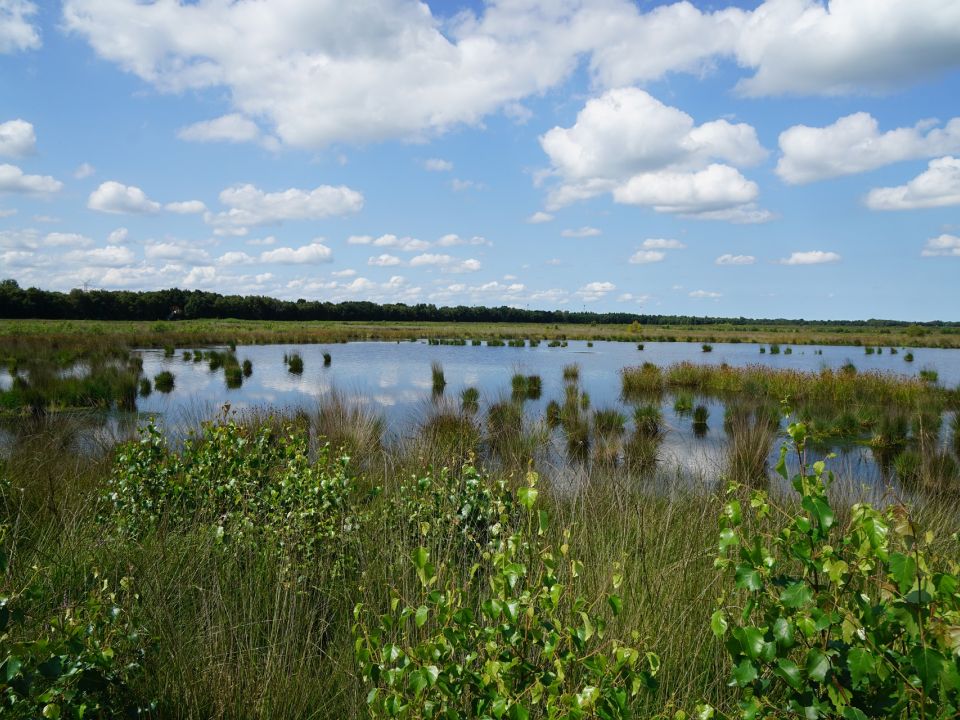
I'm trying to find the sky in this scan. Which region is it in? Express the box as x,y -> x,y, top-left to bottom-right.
1,0 -> 960,321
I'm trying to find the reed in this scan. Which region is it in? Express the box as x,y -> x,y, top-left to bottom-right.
154,370 -> 175,393
285,352 -> 304,374
431,361 -> 446,394
460,386 -> 480,414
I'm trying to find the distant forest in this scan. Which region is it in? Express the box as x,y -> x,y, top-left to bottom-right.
1,279 -> 957,327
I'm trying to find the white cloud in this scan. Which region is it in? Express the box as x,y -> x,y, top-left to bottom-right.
32,214 -> 57,223
88,181 -> 160,213
178,114 -> 260,143
617,292 -> 650,304
245,235 -> 277,246
44,232 -> 92,248
349,233 -> 430,252
74,162 -> 95,179
206,183 -> 363,228
0,164 -> 62,194
409,253 -> 482,273
0,119 -> 35,156
368,254 -> 401,267
921,234 -> 960,257
561,226 -> 601,238
865,156 -> 960,210
715,253 -> 756,265
526,211 -> 554,224
423,158 -> 453,172
576,281 -> 615,301
65,244 -> 135,267
780,250 -> 842,265
732,0 -> 960,97
0,0 -> 40,54
59,0 -> 960,157
436,233 -> 490,247
540,88 -> 767,219
778,113 -> 960,184
260,242 -> 333,264
689,289 -> 722,299
451,178 -> 482,192
145,241 -> 209,264
0,208 -> 15,217
0,228 -> 39,249
164,200 -> 207,214
331,268 -> 357,277
217,251 -> 256,266
107,227 -> 129,244
628,250 -> 665,264
641,238 -> 685,249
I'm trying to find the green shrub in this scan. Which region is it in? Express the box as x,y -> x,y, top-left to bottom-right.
353,473 -> 659,720
709,421 -> 960,720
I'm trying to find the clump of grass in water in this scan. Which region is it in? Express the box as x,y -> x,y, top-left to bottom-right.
414,403 -> 481,469
919,368 -> 938,384
163,345 -> 175,358
182,350 -> 192,361
633,404 -> 662,437
487,339 -> 505,347
701,344 -> 712,353
192,350 -> 203,363
461,386 -> 479,414
242,359 -> 253,377
769,344 -> 780,355
724,402 -> 776,484
314,391 -> 385,460
759,346 -> 766,354
431,361 -> 446,395
637,343 -> 644,351
323,352 -> 332,366
562,363 -> 580,382
207,350 -> 226,371
285,352 -> 304,374
154,371 -> 175,393
225,364 -> 243,389
904,352 -> 915,362
592,408 -> 625,464
621,362 -> 663,396
783,347 -> 792,355
890,347 -> 899,355
865,346 -> 876,355
673,392 -> 693,416
510,374 -> 542,401
139,378 -> 152,397
692,404 -> 709,434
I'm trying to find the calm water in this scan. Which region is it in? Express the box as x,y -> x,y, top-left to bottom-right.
3,340 -> 958,495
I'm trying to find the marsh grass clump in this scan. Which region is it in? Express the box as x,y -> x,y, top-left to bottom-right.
701,343 -> 712,353
242,359 -> 253,377
724,402 -> 777,484
192,350 -> 203,363
154,370 -> 175,393
163,345 -> 175,358
487,339 -> 505,347
783,347 -> 792,355
905,352 -> 915,362
182,350 -> 192,361
621,362 -> 663,396
139,378 -> 152,396
865,346 -> 876,355
593,408 -> 626,437
632,404 -> 662,437
894,449 -> 922,484
510,373 -> 542,401
692,404 -> 709,434
507,339 -> 525,348
562,363 -> 580,382
461,386 -> 480,414
315,391 -> 385,460
759,346 -> 766,354
952,413 -> 960,458
414,403 -> 481,469
919,368 -> 938,384
769,343 -> 780,355
673,392 -> 694,416
431,361 -> 446,395
285,352 -> 304,374
224,364 -> 243,389
637,343 -> 644,351
323,352 -> 332,366
207,350 -> 226,371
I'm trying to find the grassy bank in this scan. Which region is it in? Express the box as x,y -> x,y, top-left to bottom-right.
3,317 -> 960,352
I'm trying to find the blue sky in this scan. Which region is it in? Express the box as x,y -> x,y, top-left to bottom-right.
1,0 -> 959,321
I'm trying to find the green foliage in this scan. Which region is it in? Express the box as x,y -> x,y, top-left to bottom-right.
354,472 -> 659,719
0,534 -> 150,720
710,421 -> 960,719
105,418 -> 362,571
285,352 -> 304,374
152,370 -> 174,393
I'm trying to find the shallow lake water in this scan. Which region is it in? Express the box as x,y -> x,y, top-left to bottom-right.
3,339 -> 957,498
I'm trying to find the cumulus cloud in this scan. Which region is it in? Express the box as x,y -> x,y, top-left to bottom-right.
780,250 -> 842,265
331,268 -> 356,277
0,164 -> 62,194
61,0 -> 960,151
422,158 -> 453,172
641,238 -> 685,249
217,251 -> 256,266
64,244 -> 135,267
0,0 -> 40,54
409,253 -> 481,273
44,232 -> 93,248
561,226 -> 601,238
628,250 -> 665,264
0,119 -> 35,156
540,88 -> 767,219
178,114 -> 261,143
865,156 -> 960,210
526,211 -> 553,224
164,200 -> 207,214
348,234 -> 430,252
368,254 -> 401,267
576,281 -> 615,301
778,113 -> 960,184
206,183 -> 363,229
436,233 -> 490,247
107,227 -> 129,244
74,162 -> 95,179
260,242 -> 333,264
689,289 -> 722,299
715,253 -> 756,265
921,234 -> 960,257
145,241 -> 209,264
88,181 -> 160,213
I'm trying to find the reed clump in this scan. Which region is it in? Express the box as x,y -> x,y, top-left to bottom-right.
154,370 -> 175,393
285,352 -> 304,374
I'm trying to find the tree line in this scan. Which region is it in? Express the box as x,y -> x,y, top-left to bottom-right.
0,279 -> 956,328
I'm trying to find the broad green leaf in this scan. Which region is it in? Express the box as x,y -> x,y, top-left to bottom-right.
710,610 -> 728,638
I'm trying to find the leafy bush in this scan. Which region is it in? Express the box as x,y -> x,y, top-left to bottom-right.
0,534 -> 150,719
105,418 -> 363,571
709,420 -> 960,719
354,473 -> 659,719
